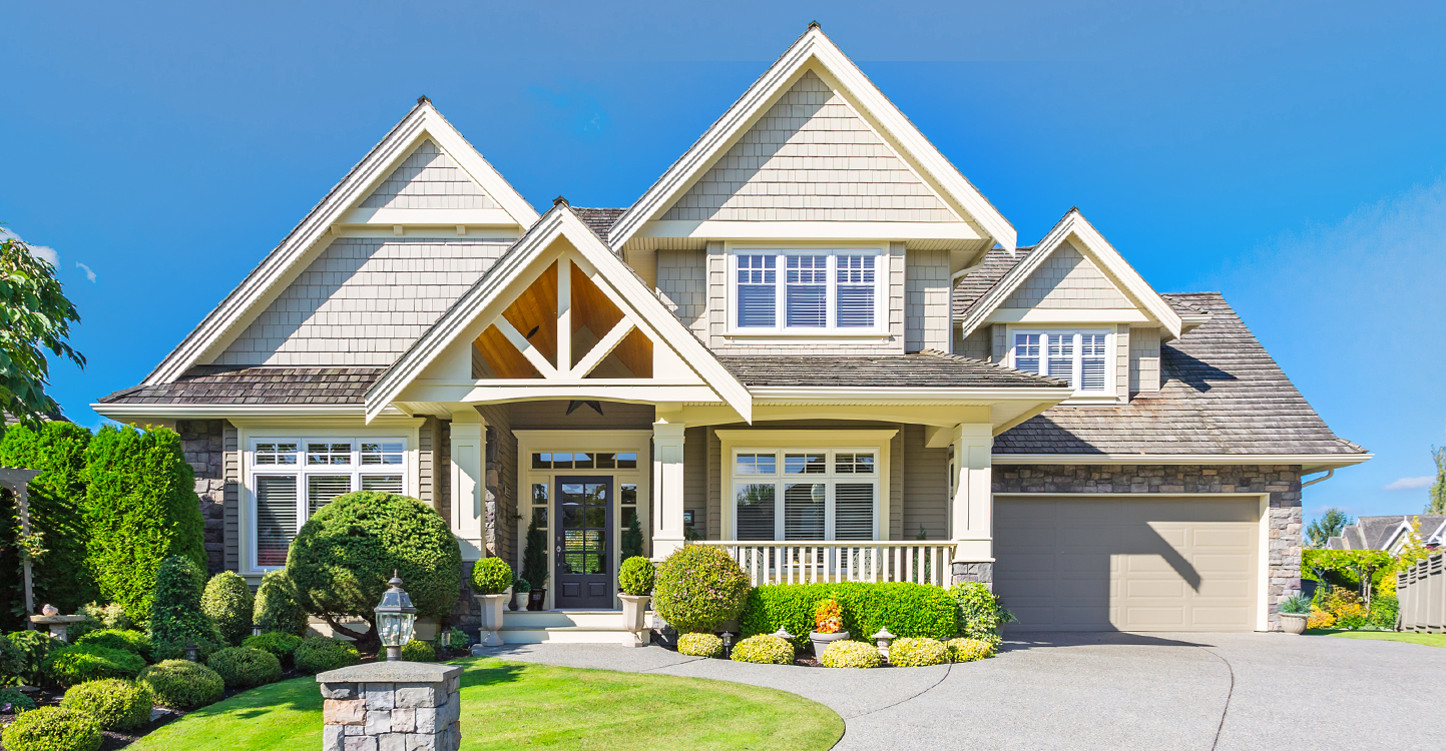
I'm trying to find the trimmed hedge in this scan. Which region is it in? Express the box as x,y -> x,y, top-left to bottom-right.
293,637 -> 360,675
242,632 -> 304,665
653,545 -> 750,634
401,639 -> 435,662
67,602 -> 131,643
82,425 -> 207,626
948,582 -> 1011,648
202,572 -> 255,645
819,641 -> 882,669
207,647 -> 282,690
138,660 -> 225,709
74,629 -> 152,661
739,582 -> 956,651
677,632 -> 724,658
0,422 -> 94,626
60,678 -> 153,731
252,570 -> 308,636
945,638 -> 994,663
889,637 -> 948,667
42,644 -> 145,687
470,558 -> 512,595
729,634 -> 794,665
0,706 -> 102,751
618,556 -> 655,596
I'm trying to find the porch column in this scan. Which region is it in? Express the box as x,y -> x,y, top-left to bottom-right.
449,408 -> 487,561
651,418 -> 687,560
950,423 -> 994,585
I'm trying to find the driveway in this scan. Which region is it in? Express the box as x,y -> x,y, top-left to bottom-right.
487,632 -> 1446,750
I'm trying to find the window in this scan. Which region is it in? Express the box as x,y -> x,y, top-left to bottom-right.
730,249 -> 885,333
1012,330 -> 1110,394
248,437 -> 407,569
731,448 -> 878,541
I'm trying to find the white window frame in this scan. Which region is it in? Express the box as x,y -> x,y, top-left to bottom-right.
1008,327 -> 1114,397
726,245 -> 888,336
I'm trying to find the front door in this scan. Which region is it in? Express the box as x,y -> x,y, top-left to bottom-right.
554,476 -> 613,608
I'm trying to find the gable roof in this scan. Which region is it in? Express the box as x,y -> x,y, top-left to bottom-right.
573,207 -> 628,244
142,99 -> 540,386
606,23 -> 1014,252
1330,515 -> 1446,550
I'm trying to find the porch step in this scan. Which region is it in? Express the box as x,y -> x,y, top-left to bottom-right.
503,610 -> 626,629
493,610 -> 646,645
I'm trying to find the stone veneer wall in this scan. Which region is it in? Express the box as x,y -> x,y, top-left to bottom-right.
178,419 -> 231,575
989,464 -> 1303,631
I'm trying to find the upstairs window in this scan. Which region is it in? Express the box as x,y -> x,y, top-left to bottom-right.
730,249 -> 885,333
1013,330 -> 1110,394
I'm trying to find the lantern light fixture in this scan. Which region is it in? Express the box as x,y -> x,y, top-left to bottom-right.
375,571 -> 418,662
872,627 -> 896,659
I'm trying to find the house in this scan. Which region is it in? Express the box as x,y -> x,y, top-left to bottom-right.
1327,515 -> 1445,553
93,24 -> 1368,634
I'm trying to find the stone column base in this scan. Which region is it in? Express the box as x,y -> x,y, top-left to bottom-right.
319,661 -> 463,751
952,562 -> 993,588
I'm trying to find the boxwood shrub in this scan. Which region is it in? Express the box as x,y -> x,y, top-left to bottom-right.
74,629 -> 152,661
739,582 -> 956,650
470,558 -> 512,595
60,678 -> 154,731
653,545 -> 750,634
729,634 -> 794,665
618,556 -> 655,596
0,706 -> 102,751
400,639 -> 435,662
42,644 -> 146,687
150,555 -> 221,655
819,640 -> 882,669
138,660 -> 225,709
242,632 -> 304,666
207,647 -> 282,690
202,572 -> 255,645
0,685 -> 37,713
945,637 -> 994,663
888,637 -> 949,667
948,582 -> 1011,648
676,632 -> 724,658
252,570 -> 309,636
293,637 -> 361,675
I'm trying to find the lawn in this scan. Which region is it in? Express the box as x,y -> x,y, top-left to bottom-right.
1307,629 -> 1446,648
128,656 -> 844,751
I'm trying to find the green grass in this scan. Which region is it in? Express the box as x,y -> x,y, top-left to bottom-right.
128,657 -> 844,751
1307,629 -> 1446,648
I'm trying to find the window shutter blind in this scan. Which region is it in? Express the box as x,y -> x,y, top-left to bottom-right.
307,475 -> 352,517
1047,334 -> 1075,384
784,482 -> 825,540
255,475 -> 298,567
736,255 -> 776,328
834,483 -> 874,540
735,484 -> 775,540
1081,333 -> 1107,391
835,254 -> 875,328
1014,333 -> 1041,374
361,475 -> 404,494
785,255 -> 827,327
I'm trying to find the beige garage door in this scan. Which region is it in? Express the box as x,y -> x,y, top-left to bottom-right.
994,497 -> 1260,632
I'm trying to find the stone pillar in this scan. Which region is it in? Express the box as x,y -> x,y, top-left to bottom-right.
950,423 -> 994,585
319,661 -> 463,751
449,409 -> 487,562
651,419 -> 686,560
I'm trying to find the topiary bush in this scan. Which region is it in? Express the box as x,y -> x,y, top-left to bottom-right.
202,571 -> 255,645
948,581 -> 1013,648
207,647 -> 282,690
5,630 -> 55,685
60,678 -> 153,731
287,491 -> 461,647
293,637 -> 361,675
0,706 -> 102,751
242,632 -> 304,666
729,634 -> 794,665
653,545 -> 750,634
739,582 -> 956,651
945,637 -> 994,663
67,602 -> 132,642
150,554 -> 222,661
82,425 -> 207,626
889,637 -> 949,667
819,640 -> 882,669
252,569 -> 309,636
470,557 -> 512,595
676,632 -> 724,658
74,629 -> 152,661
618,556 -> 655,596
0,685 -> 37,713
42,644 -> 146,687
401,639 -> 435,662
138,660 -> 225,709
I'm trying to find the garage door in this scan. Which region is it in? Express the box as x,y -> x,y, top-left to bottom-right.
993,497 -> 1260,632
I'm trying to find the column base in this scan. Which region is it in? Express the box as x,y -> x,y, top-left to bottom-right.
651,538 -> 685,560
951,561 -> 993,588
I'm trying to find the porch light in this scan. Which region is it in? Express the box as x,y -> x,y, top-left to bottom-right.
772,627 -> 795,641
252,625 -> 262,638
375,571 -> 418,662
183,639 -> 200,662
721,631 -> 734,656
872,627 -> 895,659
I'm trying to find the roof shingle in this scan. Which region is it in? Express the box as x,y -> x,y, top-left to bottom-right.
719,352 -> 1065,389
99,366 -> 384,405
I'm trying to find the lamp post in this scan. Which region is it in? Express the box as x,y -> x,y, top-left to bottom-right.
871,627 -> 896,660
375,572 -> 418,662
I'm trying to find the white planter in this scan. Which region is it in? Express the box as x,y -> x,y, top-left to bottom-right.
476,594 -> 508,647
809,630 -> 849,657
1279,612 -> 1308,635
619,594 -> 651,648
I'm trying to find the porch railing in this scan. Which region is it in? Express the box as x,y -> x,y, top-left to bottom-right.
694,541 -> 954,588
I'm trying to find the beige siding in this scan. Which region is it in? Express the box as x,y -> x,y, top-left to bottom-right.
1130,326 -> 1162,395
360,139 -> 495,210
905,249 -> 951,352
662,71 -> 958,223
656,249 -> 707,335
955,326 -> 991,360
1002,242 -> 1130,310
707,428 -> 722,541
888,429 -> 904,540
223,422 -> 239,572
901,424 -> 949,539
684,427 -> 708,540
1115,324 -> 1131,402
215,238 -> 510,366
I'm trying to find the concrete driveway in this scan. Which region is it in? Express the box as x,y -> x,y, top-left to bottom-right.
487,632 -> 1445,750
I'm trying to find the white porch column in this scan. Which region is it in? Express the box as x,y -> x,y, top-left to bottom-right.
449,408 -> 487,562
950,423 -> 994,577
651,418 -> 687,560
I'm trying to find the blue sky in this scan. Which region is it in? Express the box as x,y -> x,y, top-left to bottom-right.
3,1 -> 1443,523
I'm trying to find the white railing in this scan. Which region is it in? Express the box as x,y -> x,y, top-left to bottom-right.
695,541 -> 954,588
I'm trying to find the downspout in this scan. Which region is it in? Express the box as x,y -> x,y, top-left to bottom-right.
1301,468 -> 1334,487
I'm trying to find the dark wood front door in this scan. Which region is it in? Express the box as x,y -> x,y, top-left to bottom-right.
555,476 -> 613,608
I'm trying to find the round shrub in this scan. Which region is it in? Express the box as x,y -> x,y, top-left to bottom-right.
202,572 -> 255,645
60,679 -> 153,731
151,555 -> 220,653
945,638 -> 994,663
401,639 -> 435,662
288,492 -> 461,644
6,630 -> 56,685
151,634 -> 222,664
676,632 -> 724,658
619,556 -> 655,596
820,641 -> 882,669
1,706 -> 102,751
653,545 -> 750,634
729,635 -> 794,665
889,637 -> 949,667
242,632 -> 304,666
293,637 -> 361,675
74,629 -> 152,661
138,660 -> 225,709
253,570 -> 309,636
0,685 -> 37,713
43,644 -> 146,687
207,647 -> 282,690
470,557 -> 513,595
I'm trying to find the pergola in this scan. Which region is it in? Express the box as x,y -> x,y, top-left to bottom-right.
1,466 -> 43,628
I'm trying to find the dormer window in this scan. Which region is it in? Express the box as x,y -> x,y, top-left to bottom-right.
1013,330 -> 1110,394
729,248 -> 886,334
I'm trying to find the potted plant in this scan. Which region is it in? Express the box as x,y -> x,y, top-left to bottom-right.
471,557 -> 513,647
522,515 -> 549,611
618,556 -> 656,647
809,598 -> 849,657
1278,592 -> 1311,635
510,577 -> 529,612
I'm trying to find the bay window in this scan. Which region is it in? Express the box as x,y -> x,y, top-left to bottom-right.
1012,330 -> 1110,394
731,448 -> 878,541
730,248 -> 885,333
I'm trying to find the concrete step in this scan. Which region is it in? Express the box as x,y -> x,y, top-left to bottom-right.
503,610 -> 627,629
498,627 -> 642,646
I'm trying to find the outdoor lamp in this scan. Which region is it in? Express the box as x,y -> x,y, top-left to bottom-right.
721,631 -> 734,656
375,571 -> 418,662
252,625 -> 262,638
871,627 -> 896,659
183,639 -> 200,662
771,627 -> 795,641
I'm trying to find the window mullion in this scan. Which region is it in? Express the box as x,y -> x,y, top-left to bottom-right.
826,253 -> 836,331
774,254 -> 785,333
1074,332 -> 1083,392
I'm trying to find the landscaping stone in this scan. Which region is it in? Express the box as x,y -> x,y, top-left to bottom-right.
318,662 -> 463,751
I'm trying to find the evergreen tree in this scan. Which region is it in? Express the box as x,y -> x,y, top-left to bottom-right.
1427,445 -> 1445,514
620,514 -> 644,560
521,514 -> 549,591
1306,508 -> 1353,548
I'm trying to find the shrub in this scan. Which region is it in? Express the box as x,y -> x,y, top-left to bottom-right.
618,556 -> 655,596
889,637 -> 949,667
67,602 -> 131,642
653,546 -> 750,634
677,633 -> 724,658
0,706 -> 102,751
82,425 -> 207,625
1369,593 -> 1399,630
151,634 -> 222,664
521,514 -> 549,591
814,599 -> 842,634
0,685 -> 37,713
74,629 -> 152,661
150,555 -> 221,656
1307,607 -> 1336,630
401,639 -> 435,662
5,630 -> 55,685
1278,593 -> 1312,615
242,632 -> 303,666
949,581 -> 1012,648
620,514 -> 644,560
470,558 -> 513,595
729,634 -> 794,665
60,678 -> 153,731
252,570 -> 308,636
293,637 -> 360,674
1320,587 -> 1370,629
207,647 -> 282,690
739,582 -> 957,651
0,635 -> 24,682
819,641 -> 881,669
945,638 -> 994,663
287,491 -> 460,645
138,660 -> 224,709
42,644 -> 145,687
202,572 -> 255,645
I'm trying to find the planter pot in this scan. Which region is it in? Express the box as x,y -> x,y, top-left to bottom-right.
527,589 -> 547,611
1279,612 -> 1308,635
809,630 -> 850,657
619,594 -> 651,648
509,590 -> 524,612
476,594 -> 508,647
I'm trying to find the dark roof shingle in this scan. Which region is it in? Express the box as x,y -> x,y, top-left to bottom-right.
572,207 -> 628,244
99,366 -> 384,405
719,352 -> 1065,389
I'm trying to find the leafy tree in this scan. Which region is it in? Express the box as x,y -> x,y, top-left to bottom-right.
1428,445 -> 1445,514
0,421 -> 94,625
0,229 -> 84,429
1306,508 -> 1354,548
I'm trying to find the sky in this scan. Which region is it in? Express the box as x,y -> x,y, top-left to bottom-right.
2,1 -> 1443,524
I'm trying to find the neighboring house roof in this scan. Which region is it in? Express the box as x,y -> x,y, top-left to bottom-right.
1331,515 -> 1446,550
99,366 -> 384,405
993,292 -> 1369,466
718,352 -> 1067,389
573,207 -> 628,244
